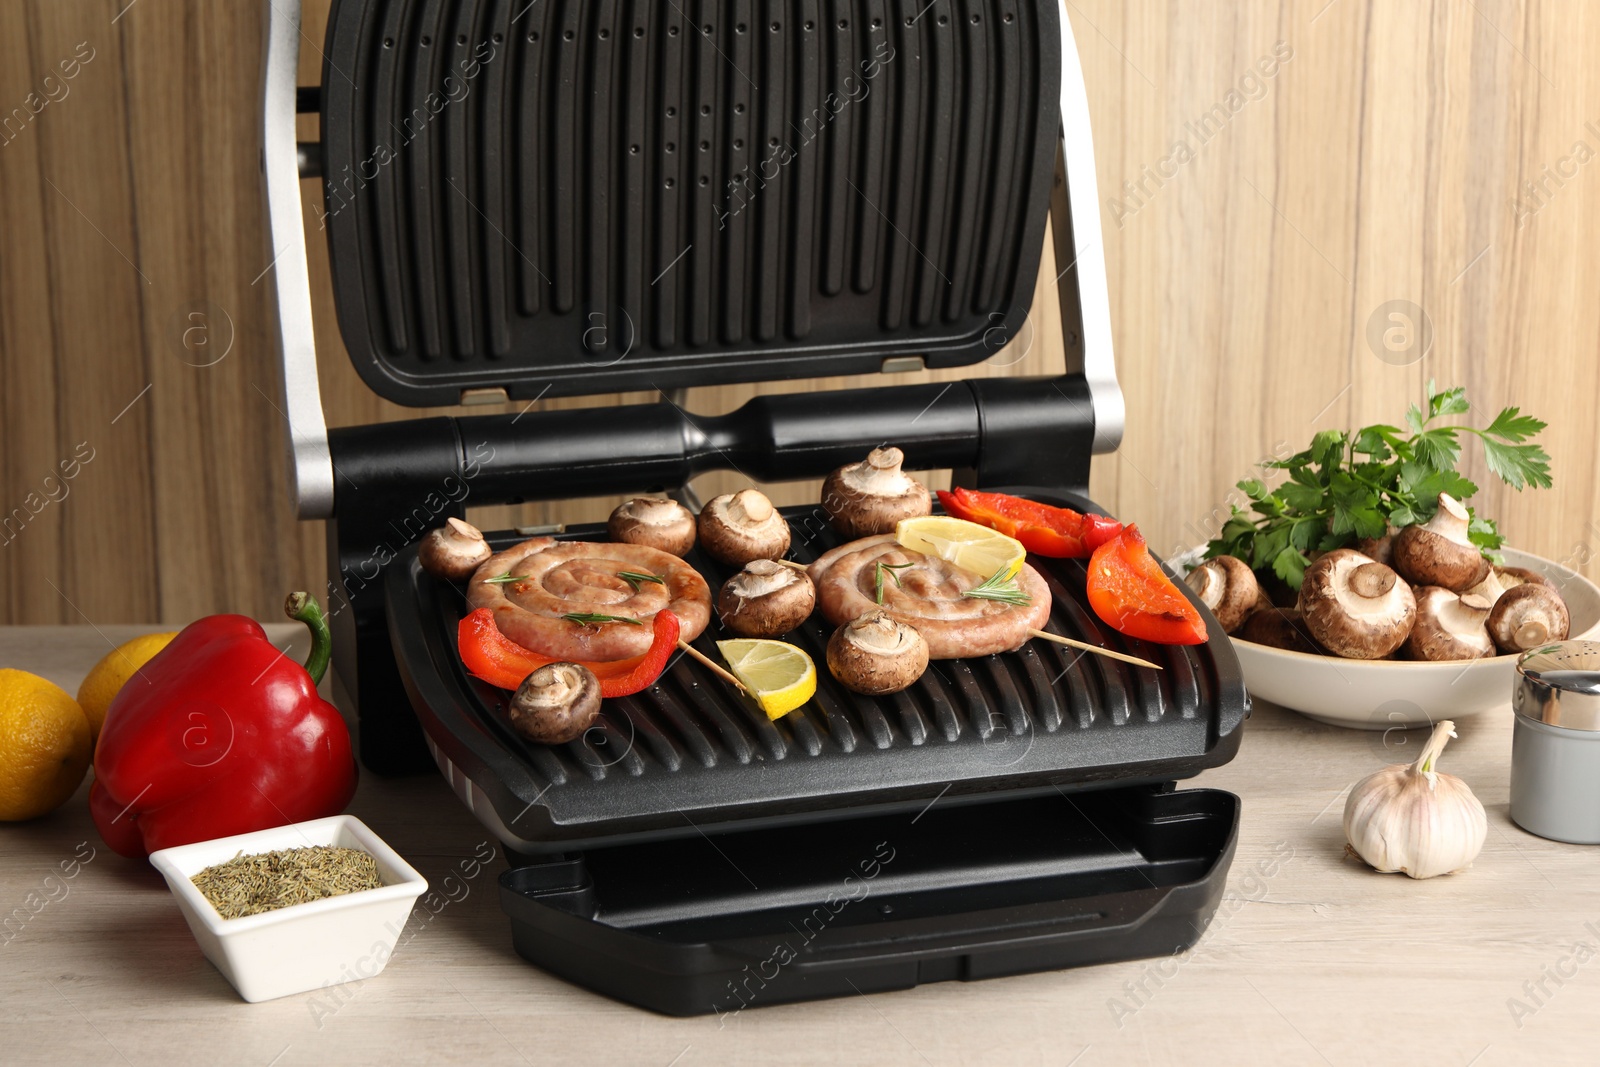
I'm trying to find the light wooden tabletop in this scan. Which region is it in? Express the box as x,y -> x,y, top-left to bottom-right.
3,625 -> 1596,1066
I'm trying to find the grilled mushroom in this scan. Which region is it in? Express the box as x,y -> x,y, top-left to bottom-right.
820,447 -> 932,539
1235,607 -> 1324,655
1392,494 -> 1491,591
1184,556 -> 1260,633
1487,583 -> 1570,654
1298,550 -> 1416,659
508,662 -> 603,744
419,517 -> 493,581
826,611 -> 929,695
717,559 -> 816,638
698,489 -> 791,566
608,497 -> 697,557
1406,588 -> 1495,662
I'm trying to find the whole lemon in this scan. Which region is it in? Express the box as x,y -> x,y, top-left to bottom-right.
0,669 -> 92,821
77,632 -> 177,743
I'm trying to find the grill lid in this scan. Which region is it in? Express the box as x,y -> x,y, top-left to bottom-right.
319,0 -> 1062,405
387,492 -> 1248,854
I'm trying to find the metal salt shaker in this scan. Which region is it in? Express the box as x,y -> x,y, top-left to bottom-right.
1512,641 -> 1600,843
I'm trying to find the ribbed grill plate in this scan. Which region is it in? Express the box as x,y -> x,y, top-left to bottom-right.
387,495 -> 1248,851
320,0 -> 1060,405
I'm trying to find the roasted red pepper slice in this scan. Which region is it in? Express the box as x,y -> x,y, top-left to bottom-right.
937,487 -> 1123,558
1085,525 -> 1208,646
458,608 -> 680,697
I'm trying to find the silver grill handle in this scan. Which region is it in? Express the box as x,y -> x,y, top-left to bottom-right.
262,0 -> 335,519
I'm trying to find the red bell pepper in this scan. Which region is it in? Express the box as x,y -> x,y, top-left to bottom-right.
89,593 -> 358,858
1085,525 -> 1209,645
458,608 -> 680,697
937,487 -> 1123,557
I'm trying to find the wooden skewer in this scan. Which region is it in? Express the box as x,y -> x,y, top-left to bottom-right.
677,639 -> 749,693
1027,629 -> 1163,671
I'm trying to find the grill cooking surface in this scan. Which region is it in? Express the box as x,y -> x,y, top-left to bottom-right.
388,495 -> 1247,851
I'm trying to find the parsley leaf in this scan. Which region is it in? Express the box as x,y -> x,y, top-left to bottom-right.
1203,385 -> 1550,589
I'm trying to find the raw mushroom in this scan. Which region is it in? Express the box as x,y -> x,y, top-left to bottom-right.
1298,549 -> 1417,659
1235,607 -> 1323,655
717,559 -> 817,638
1184,556 -> 1260,633
1462,568 -> 1508,607
1392,493 -> 1491,592
1487,583 -> 1570,654
698,489 -> 791,567
1495,566 -> 1549,590
821,447 -> 932,539
826,610 -> 929,695
508,662 -> 603,745
1356,528 -> 1395,567
609,497 -> 697,557
419,517 -> 493,581
1406,588 -> 1495,662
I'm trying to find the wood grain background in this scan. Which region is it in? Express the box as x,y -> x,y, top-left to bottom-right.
1,0 -> 1596,626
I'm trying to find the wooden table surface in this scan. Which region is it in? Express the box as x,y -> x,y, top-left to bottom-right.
4,625 -> 1597,1067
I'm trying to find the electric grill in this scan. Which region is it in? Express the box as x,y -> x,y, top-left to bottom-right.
262,0 -> 1248,1015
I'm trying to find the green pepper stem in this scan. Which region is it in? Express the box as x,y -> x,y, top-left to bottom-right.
285,591 -> 331,685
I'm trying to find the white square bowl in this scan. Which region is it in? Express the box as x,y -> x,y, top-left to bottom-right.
148,815 -> 429,1003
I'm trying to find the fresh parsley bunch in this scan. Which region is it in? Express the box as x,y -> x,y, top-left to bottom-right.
1206,381 -> 1551,589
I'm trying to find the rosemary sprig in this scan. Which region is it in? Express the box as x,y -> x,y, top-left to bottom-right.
615,570 -> 665,593
874,561 -> 914,605
561,612 -> 643,626
961,567 -> 1032,606
482,572 -> 528,585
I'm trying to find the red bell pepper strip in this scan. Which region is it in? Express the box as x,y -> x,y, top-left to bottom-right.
937,487 -> 1123,558
457,608 -> 680,697
1085,525 -> 1209,646
89,593 -> 358,858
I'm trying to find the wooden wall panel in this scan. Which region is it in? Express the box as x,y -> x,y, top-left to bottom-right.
1,0 -> 1597,625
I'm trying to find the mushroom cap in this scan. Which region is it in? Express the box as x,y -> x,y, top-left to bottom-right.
1487,582 -> 1570,653
419,516 -> 493,581
820,447 -> 932,539
1298,549 -> 1416,659
508,662 -> 603,744
1405,587 -> 1495,661
609,497 -> 697,557
1235,607 -> 1324,655
697,489 -> 792,566
825,610 -> 929,695
717,559 -> 817,638
1392,493 -> 1490,592
1185,556 -> 1260,633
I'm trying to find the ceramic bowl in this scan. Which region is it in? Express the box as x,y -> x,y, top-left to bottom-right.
148,815 -> 427,1003
1178,547 -> 1600,730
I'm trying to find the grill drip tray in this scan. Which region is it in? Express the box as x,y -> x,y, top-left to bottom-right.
499,786 -> 1239,1016
387,493 -> 1248,854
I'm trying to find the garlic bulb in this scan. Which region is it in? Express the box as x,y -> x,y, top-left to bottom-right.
1343,719 -> 1486,879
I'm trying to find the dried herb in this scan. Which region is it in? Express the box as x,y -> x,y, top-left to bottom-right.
482,572 -> 529,585
190,846 -> 382,920
561,612 -> 643,626
874,561 -> 913,605
615,570 -> 665,593
961,567 -> 1032,606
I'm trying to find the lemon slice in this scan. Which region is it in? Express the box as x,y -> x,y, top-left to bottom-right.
894,516 -> 1026,581
716,639 -> 817,720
